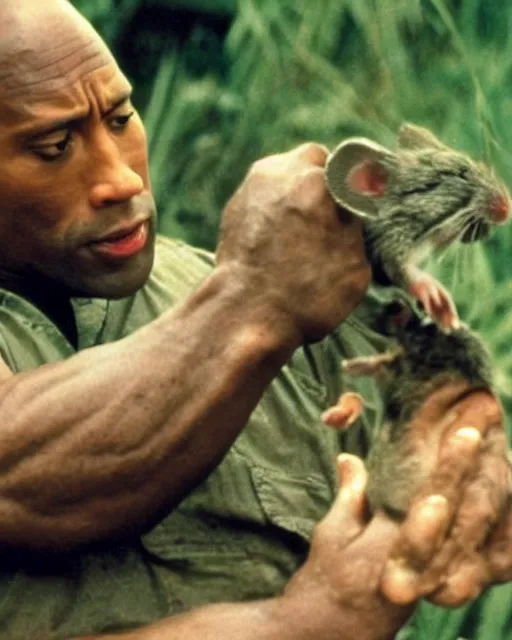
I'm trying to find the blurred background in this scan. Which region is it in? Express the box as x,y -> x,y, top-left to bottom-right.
71,2 -> 512,635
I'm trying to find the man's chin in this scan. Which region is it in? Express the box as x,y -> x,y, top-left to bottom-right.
73,246 -> 155,300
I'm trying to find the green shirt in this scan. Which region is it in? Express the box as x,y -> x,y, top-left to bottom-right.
0,235 -> 390,639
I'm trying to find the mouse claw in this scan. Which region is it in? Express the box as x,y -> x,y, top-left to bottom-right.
407,270 -> 460,331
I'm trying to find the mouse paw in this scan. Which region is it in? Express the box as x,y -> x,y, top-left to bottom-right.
407,271 -> 460,331
322,392 -> 364,428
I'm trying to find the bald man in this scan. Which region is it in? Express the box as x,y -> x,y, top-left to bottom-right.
0,1 -> 509,639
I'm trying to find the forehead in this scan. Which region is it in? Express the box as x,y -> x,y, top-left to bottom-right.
1,36 -> 115,99
0,0 -> 129,124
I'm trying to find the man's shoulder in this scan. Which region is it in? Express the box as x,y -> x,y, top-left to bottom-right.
146,234 -> 215,297
154,234 -> 215,269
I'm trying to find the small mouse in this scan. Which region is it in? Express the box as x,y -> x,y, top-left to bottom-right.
322,301 -> 495,517
325,123 -> 511,330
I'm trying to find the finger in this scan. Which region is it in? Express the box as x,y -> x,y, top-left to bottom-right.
487,502 -> 512,583
313,455 -> 369,550
383,394 -> 506,605
328,455 -> 368,528
449,425 -> 510,552
380,495 -> 451,604
427,488 -> 512,605
336,453 -> 368,514
427,556 -> 487,607
381,427 -> 481,604
429,395 -> 507,558
446,390 -> 502,440
288,165 -> 334,214
425,426 -> 481,513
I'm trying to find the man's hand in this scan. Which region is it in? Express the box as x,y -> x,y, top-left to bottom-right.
282,454 -> 416,640
77,456 -> 416,640
380,389 -> 512,607
216,143 -> 371,343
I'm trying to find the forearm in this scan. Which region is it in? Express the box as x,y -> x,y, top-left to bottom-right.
76,598 -> 340,640
77,599 -> 388,640
77,515 -> 413,640
0,264 -> 301,550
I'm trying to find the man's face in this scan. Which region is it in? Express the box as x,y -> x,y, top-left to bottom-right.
0,1 -> 156,299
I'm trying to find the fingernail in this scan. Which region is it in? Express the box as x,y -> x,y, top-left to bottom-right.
423,494 -> 449,515
337,454 -> 365,494
337,454 -> 353,485
337,454 -> 356,480
448,427 -> 481,455
453,427 -> 480,442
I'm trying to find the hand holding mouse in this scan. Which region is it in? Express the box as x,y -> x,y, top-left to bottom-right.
216,143 -> 371,345
381,388 -> 511,607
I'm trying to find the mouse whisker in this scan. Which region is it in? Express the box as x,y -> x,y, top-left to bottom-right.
434,206 -> 475,239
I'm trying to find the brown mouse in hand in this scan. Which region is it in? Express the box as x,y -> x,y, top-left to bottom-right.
325,123 -> 510,330
322,301 -> 495,517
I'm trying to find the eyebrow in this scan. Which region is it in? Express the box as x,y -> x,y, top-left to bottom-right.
103,90 -> 133,116
23,89 -> 133,139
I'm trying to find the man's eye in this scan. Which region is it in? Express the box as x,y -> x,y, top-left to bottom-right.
111,111 -> 135,129
31,132 -> 72,161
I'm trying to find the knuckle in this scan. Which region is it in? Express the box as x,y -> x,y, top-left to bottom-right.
431,572 -> 483,607
247,159 -> 267,178
294,142 -> 329,165
247,153 -> 282,178
288,166 -> 329,211
481,393 -> 504,423
342,261 -> 372,306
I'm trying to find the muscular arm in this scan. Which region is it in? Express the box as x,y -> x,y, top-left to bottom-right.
0,266 -> 298,550
0,144 -> 370,551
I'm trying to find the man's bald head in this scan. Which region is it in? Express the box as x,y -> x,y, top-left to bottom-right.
0,0 -> 116,100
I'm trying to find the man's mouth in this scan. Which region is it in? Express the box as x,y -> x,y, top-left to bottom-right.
89,220 -> 150,258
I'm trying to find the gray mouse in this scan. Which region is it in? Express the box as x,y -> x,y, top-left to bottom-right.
322,301 -> 495,517
325,123 -> 511,330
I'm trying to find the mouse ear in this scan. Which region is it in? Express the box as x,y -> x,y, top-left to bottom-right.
398,123 -> 449,151
325,138 -> 394,219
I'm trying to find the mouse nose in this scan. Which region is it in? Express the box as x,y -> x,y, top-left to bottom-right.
489,192 -> 510,224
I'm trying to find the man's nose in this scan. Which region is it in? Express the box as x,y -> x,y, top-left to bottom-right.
88,139 -> 144,209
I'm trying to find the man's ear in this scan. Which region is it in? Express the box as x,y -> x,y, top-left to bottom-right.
398,122 -> 449,151
325,138 -> 394,219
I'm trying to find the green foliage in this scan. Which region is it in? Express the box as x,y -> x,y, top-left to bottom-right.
397,584 -> 512,640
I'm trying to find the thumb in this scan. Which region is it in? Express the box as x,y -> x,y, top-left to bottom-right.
322,454 -> 369,541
